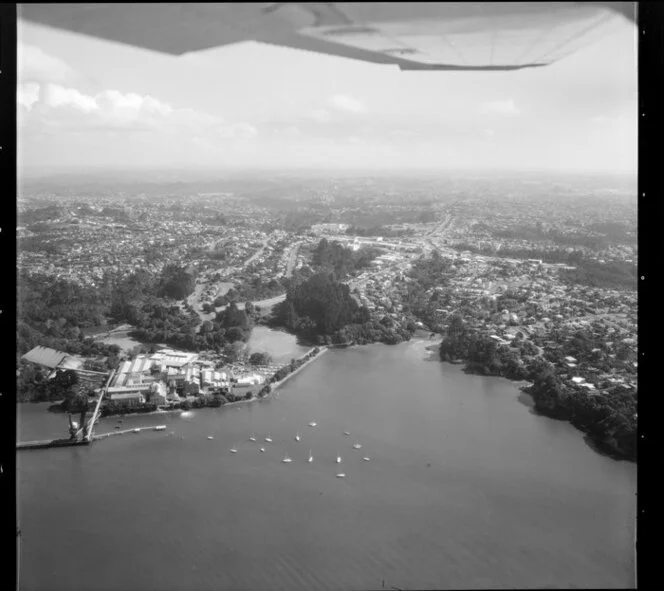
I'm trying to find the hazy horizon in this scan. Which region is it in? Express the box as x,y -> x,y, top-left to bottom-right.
18,164 -> 638,180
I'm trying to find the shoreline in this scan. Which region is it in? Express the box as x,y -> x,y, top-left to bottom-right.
436,351 -> 635,463
91,346 -> 328,422
268,347 -> 328,392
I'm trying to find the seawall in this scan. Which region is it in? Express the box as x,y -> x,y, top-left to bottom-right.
269,347 -> 329,392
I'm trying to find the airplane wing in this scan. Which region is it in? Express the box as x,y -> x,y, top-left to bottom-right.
19,2 -> 636,71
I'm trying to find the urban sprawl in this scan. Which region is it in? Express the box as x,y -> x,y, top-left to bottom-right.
17,173 -> 637,459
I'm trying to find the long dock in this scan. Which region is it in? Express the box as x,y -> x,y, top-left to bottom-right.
17,438 -> 91,450
17,425 -> 167,450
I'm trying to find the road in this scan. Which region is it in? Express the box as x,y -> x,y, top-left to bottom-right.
284,242 -> 301,278
220,293 -> 287,313
242,238 -> 269,269
183,238 -> 270,329
428,213 -> 453,238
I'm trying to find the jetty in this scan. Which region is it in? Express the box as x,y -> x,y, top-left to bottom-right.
17,369 -> 120,451
17,425 -> 164,449
17,438 -> 91,450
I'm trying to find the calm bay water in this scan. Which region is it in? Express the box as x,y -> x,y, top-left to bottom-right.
17,336 -> 636,590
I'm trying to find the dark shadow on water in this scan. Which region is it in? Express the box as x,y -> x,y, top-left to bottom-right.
516,391 -> 536,410
518,389 -> 634,464
582,433 -> 632,463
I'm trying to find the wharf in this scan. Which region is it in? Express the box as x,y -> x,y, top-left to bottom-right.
17,438 -> 91,450
18,425 -> 165,449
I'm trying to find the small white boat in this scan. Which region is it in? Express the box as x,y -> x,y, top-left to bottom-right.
132,428 -> 140,433
207,436 -> 214,440
308,421 -> 317,427
260,447 -> 265,453
230,447 -> 238,453
336,473 -> 346,478
362,457 -> 371,462
308,450 -> 313,463
336,456 -> 342,464
353,443 -> 362,450
265,434 -> 272,443
249,433 -> 256,442
154,425 -> 167,431
343,431 -> 351,436
295,431 -> 301,442
282,454 -> 292,463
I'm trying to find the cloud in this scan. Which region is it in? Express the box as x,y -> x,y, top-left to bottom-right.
216,122 -> 258,139
480,99 -> 520,116
328,94 -> 365,113
273,126 -> 302,137
483,128 -> 495,137
18,82 -> 257,140
389,130 -> 421,139
42,84 -> 99,113
18,44 -> 79,84
18,82 -> 40,110
306,108 -> 332,123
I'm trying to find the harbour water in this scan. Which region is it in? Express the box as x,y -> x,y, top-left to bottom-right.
17,336 -> 636,590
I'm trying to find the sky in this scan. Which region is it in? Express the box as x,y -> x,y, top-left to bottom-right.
17,6 -> 637,175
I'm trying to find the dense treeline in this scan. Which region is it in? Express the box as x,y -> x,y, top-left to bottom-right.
439,317 -> 534,380
311,238 -> 380,279
438,316 -> 636,461
18,262 -> 225,362
271,272 -> 361,335
269,271 -> 412,345
524,364 -> 636,461
158,264 -> 197,299
17,272 -> 123,361
399,251 -> 455,330
131,300 -> 253,352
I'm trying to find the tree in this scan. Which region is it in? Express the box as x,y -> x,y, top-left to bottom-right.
49,369 -> 80,403
226,326 -> 245,342
249,352 -> 272,366
447,315 -> 465,339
